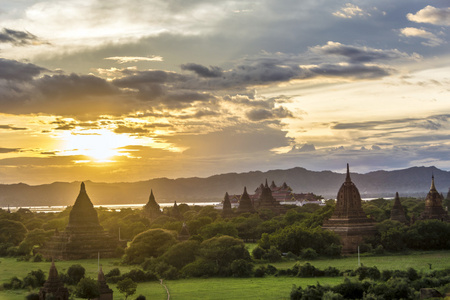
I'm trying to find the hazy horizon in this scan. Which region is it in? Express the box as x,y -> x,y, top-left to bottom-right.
1,1 -> 450,185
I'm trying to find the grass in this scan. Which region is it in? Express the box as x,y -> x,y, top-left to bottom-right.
1,250 -> 450,299
267,250 -> 450,273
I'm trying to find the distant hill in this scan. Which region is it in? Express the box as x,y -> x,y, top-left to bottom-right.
1,166 -> 450,207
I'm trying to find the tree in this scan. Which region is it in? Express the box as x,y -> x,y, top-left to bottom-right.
199,221 -> 238,239
117,278 -> 137,300
76,277 -> 99,300
200,235 -> 251,276
124,229 -> 178,264
18,229 -> 54,255
66,264 -> 86,285
0,219 -> 27,245
160,240 -> 200,269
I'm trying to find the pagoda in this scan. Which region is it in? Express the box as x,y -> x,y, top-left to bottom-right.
237,187 -> 256,214
322,164 -> 376,254
39,260 -> 69,300
142,189 -> 162,219
390,192 -> 408,224
256,180 -> 284,213
39,183 -> 122,260
419,175 -> 449,221
95,266 -> 113,300
222,192 -> 233,217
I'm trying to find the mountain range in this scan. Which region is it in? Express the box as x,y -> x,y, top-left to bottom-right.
1,166 -> 450,207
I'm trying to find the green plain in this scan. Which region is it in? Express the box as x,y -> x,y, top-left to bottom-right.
1,250 -> 449,300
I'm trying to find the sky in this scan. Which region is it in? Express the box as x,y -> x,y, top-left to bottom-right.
0,0 -> 450,185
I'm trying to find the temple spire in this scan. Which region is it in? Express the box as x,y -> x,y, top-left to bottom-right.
430,174 -> 436,191
345,163 -> 351,182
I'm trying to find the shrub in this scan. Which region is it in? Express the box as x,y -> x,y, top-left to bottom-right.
254,266 -> 266,277
230,259 -> 254,277
262,246 -> 282,262
300,248 -> 318,260
252,246 -> 266,260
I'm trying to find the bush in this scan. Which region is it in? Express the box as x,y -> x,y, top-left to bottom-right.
324,266 -> 340,277
332,278 -> 365,299
262,246 -> 282,262
300,248 -> 318,260
355,266 -> 380,281
254,266 -> 266,277
181,259 -> 218,278
230,259 -> 254,277
252,246 -> 266,260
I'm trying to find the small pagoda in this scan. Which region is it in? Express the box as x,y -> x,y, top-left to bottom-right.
39,183 -> 122,260
39,260 -> 69,300
322,164 -> 376,254
390,192 -> 408,224
142,189 -> 162,219
95,266 -> 113,300
419,175 -> 449,221
237,187 -> 256,214
222,192 -> 233,217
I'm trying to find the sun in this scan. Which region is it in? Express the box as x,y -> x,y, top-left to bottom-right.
58,129 -> 135,162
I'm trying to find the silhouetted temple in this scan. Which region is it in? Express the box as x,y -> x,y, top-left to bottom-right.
39,260 -> 69,300
142,189 -> 162,219
237,187 -> 256,213
171,201 -> 183,219
222,192 -> 233,217
419,176 -> 449,221
255,180 -> 285,213
322,164 -> 376,254
39,183 -> 122,260
390,192 -> 408,224
95,266 -> 113,300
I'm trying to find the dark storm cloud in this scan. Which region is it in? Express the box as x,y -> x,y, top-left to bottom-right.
0,28 -> 45,46
0,124 -> 27,131
0,58 -> 46,81
181,63 -> 222,78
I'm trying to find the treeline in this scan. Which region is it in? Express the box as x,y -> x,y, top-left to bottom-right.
290,265 -> 450,300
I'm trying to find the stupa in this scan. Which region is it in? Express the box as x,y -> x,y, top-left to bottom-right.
39,260 -> 69,300
390,192 -> 408,224
237,187 -> 256,214
222,192 -> 233,217
142,189 -> 162,219
39,183 -> 122,260
95,266 -> 113,300
419,175 -> 449,221
322,164 -> 376,254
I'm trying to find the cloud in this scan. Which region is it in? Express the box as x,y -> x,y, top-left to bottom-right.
0,124 -> 28,131
246,106 -> 294,121
333,3 -> 370,19
0,58 -> 46,81
407,6 -> 450,26
114,125 -> 149,135
0,28 -> 46,46
400,27 -> 444,47
0,148 -> 20,153
181,63 -> 223,78
332,114 -> 450,131
105,56 -> 163,64
290,144 -> 316,152
311,41 -> 416,63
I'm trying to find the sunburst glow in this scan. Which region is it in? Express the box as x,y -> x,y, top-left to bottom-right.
58,129 -> 137,162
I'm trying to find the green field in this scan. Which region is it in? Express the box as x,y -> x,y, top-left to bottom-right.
1,250 -> 450,300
